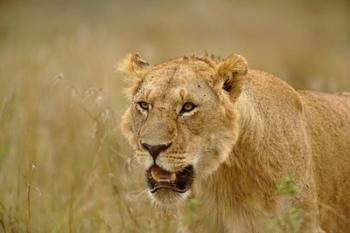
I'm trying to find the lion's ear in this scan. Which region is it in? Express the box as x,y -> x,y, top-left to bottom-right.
216,54 -> 248,93
117,53 -> 150,79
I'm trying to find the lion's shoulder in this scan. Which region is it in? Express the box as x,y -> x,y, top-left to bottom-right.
240,69 -> 304,113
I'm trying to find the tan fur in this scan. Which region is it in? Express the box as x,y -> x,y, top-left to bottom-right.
119,53 -> 350,233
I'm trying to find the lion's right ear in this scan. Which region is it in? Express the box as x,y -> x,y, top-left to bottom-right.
117,53 -> 150,79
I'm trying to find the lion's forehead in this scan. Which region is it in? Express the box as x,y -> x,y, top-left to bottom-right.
145,66 -> 197,86
137,66 -> 215,104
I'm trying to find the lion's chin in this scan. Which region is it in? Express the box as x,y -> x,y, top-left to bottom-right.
148,189 -> 190,207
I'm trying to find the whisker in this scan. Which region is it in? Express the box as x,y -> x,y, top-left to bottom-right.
126,189 -> 149,201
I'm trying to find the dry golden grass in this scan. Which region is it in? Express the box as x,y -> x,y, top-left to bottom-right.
0,1 -> 349,232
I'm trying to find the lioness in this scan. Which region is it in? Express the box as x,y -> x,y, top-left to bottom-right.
119,53 -> 350,233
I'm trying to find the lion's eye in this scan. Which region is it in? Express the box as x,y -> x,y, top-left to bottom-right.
137,101 -> 149,111
180,102 -> 196,114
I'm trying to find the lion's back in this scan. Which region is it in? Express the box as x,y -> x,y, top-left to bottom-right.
299,90 -> 350,232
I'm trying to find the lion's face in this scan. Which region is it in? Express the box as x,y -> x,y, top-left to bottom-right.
119,54 -> 247,205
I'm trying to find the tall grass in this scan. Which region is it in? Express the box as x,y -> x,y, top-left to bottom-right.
0,1 -> 349,232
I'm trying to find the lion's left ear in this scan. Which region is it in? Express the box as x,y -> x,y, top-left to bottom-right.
117,53 -> 150,79
216,54 -> 248,93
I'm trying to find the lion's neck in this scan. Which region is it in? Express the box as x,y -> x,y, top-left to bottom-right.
235,90 -> 265,147
196,90 -> 276,213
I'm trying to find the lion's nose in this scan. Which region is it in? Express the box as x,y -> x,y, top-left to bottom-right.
141,142 -> 172,160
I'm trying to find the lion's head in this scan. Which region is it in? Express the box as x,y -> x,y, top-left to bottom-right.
119,53 -> 248,205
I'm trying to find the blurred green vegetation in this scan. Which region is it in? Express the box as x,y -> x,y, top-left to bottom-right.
267,177 -> 302,233
0,0 -> 349,232
181,198 -> 201,226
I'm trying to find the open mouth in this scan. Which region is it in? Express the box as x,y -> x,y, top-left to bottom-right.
146,164 -> 194,193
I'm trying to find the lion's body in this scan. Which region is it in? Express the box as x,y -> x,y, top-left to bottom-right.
179,70 -> 350,233
300,90 -> 350,232
119,54 -> 350,233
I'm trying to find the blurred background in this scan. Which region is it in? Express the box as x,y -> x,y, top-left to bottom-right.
0,0 -> 349,232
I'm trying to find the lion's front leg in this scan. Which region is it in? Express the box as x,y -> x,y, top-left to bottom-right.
293,177 -> 324,233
